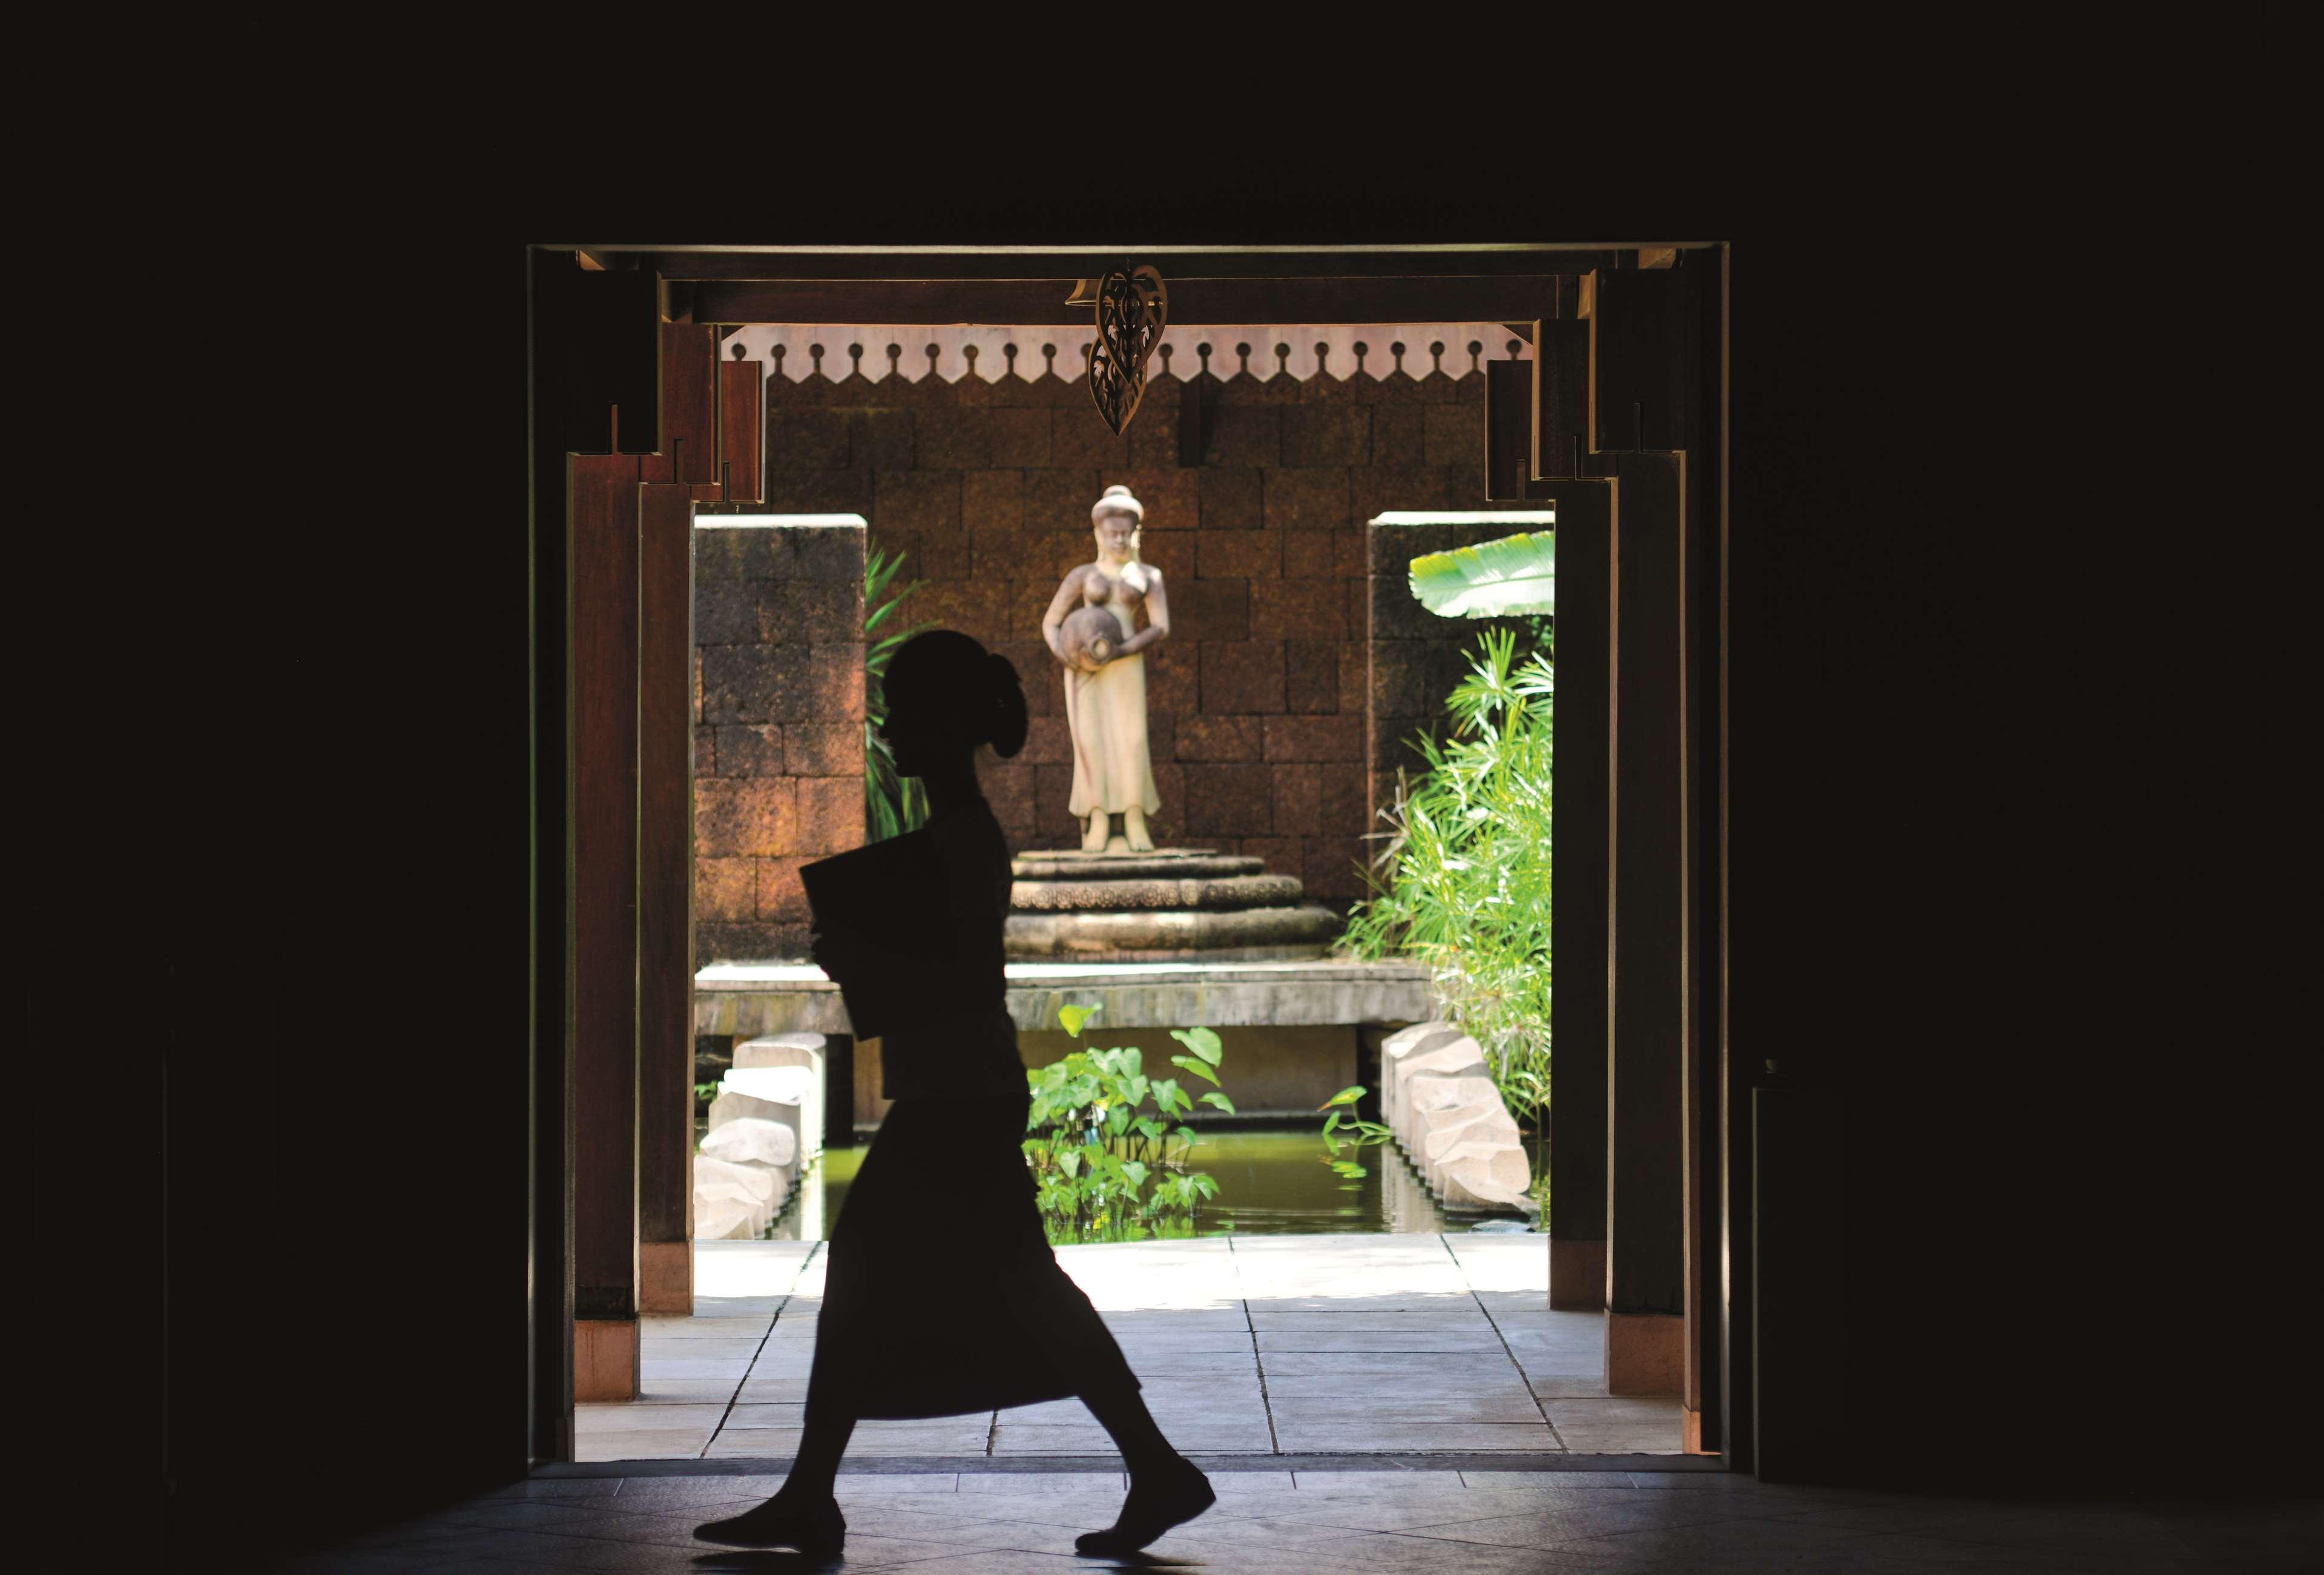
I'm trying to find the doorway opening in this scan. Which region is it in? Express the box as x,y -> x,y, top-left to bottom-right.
547,246 -> 1723,1470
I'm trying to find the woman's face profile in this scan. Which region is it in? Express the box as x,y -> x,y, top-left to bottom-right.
881,668 -> 963,777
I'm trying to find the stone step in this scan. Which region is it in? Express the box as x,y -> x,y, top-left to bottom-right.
1005,904 -> 1344,960
1012,872 -> 1306,913
1011,849 -> 1262,882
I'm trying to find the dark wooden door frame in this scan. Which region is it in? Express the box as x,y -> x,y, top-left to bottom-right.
526,239 -> 1732,1465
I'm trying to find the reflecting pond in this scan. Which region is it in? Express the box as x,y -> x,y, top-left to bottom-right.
760,1125 -> 1534,1242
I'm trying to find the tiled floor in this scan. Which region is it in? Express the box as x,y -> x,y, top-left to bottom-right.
285,1469 -> 2324,1572
580,1233 -> 1682,1464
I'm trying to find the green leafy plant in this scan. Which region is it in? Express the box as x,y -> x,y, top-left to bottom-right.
1343,626 -> 1553,1148
1022,1008 -> 1228,1243
1407,530 -> 1556,618
864,541 -> 935,841
1315,1085 -> 1394,1188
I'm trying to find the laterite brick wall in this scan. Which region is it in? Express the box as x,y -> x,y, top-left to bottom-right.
752,355 -> 1531,903
691,516 -> 868,964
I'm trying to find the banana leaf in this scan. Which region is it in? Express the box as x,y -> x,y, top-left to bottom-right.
1407,530 -> 1555,617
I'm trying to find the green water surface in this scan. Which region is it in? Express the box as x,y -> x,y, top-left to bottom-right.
769,1125 -> 1518,1241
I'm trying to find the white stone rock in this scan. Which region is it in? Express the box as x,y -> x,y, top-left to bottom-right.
693,1194 -> 759,1241
707,1087 -> 791,1130
696,1154 -> 781,1206
719,1063 -> 821,1166
693,1153 -> 792,1239
1380,1021 -> 1460,1060
1389,1036 -> 1486,1130
699,1117 -> 797,1169
1437,1139 -> 1533,1211
723,1065 -> 815,1102
734,1031 -> 826,1069
1416,1097 -> 1507,1190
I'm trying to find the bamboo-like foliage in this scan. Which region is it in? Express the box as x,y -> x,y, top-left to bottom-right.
1343,628 -> 1553,1133
863,542 -> 934,842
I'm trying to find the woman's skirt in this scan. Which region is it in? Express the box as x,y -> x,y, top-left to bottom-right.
1065,653 -> 1161,817
807,1087 -> 1141,1419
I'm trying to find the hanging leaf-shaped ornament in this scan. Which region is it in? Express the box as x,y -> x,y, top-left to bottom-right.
1087,265 -> 1167,435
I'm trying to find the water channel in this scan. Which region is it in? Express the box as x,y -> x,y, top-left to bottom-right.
754,1124 -> 1533,1243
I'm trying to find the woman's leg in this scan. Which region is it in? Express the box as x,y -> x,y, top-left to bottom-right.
1079,1377 -> 1176,1478
778,1366 -> 858,1502
1074,1375 -> 1215,1554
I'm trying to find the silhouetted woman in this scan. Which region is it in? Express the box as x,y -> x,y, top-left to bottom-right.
697,629 -> 1214,1557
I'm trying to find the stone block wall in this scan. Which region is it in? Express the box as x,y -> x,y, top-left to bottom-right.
755,357 -> 1536,902
692,516 -> 867,962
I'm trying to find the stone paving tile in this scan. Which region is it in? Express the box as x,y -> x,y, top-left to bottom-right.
573,1429 -> 709,1462
576,1402 -> 728,1433
1099,1308 -> 1251,1332
298,1473 -> 2309,1574
1257,1328 -> 1508,1352
637,1335 -> 762,1361
1249,1306 -> 1499,1329
479,1477 -> 628,1502
597,1476 -> 786,1508
1272,1420 -> 1565,1453
1290,1468 -> 1469,1491
956,1470 -> 1124,1492
637,1356 -> 753,1381
1268,1392 -> 1549,1423
1261,1369 -> 1542,1398
691,1295 -> 784,1317
1555,1426 -> 1687,1454
639,1317 -> 770,1340
1544,1396 -> 1688,1426
1463,1469 -> 1650,1489
1257,1348 -> 1522,1376
1243,1292 -> 1483,1312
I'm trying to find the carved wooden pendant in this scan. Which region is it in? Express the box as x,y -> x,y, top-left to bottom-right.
1087,266 -> 1168,435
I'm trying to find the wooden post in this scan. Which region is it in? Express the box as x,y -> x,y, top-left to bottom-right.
1547,481 -> 1614,1310
570,453 -> 642,1400
719,358 -> 763,503
1605,451 -> 1690,1396
637,482 -> 696,1316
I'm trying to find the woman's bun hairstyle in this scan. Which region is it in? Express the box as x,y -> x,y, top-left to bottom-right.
985,651 -> 1029,758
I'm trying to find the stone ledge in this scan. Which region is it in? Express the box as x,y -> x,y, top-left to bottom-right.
1006,904 -> 1341,958
1011,873 -> 1306,912
694,957 -> 1434,1036
1013,849 -> 1262,881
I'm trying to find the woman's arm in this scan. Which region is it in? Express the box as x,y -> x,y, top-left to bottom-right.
1040,567 -> 1086,665
1114,568 -> 1169,657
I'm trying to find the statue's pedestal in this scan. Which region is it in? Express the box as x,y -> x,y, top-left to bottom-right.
1007,847 -> 1342,961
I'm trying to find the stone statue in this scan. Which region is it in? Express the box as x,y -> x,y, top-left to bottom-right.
1042,484 -> 1171,853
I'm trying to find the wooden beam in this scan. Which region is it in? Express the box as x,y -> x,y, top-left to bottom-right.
645,247 -> 1638,281
637,483 -> 696,1315
1549,481 -> 1615,1311
570,453 -> 642,1385
719,359 -> 763,503
689,276 -> 1572,327
1535,321 -> 1590,480
640,324 -> 717,486
1606,451 -> 1690,1396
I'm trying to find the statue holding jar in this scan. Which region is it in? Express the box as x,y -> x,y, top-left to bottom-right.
1042,484 -> 1170,853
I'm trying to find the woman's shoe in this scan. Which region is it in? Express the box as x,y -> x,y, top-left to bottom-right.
693,1493 -> 846,1553
1075,1458 -> 1216,1554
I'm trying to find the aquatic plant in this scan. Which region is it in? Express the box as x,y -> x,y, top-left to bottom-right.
1022,1007 -> 1229,1244
1315,1085 -> 1394,1186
